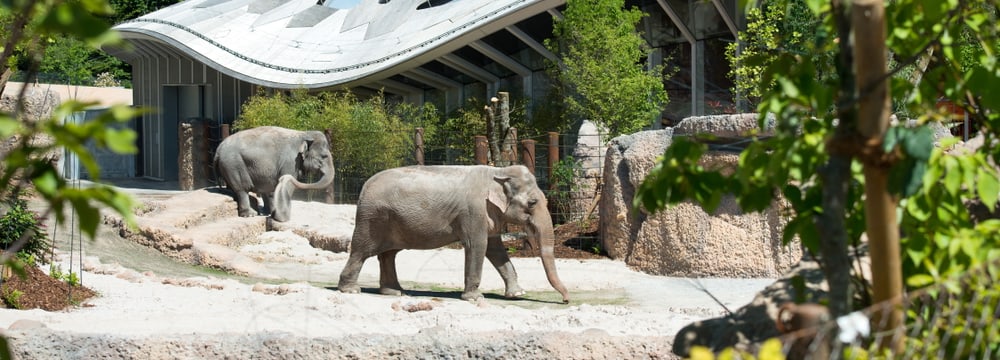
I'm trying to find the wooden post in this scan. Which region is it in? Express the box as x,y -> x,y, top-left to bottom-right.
547,132 -> 559,191
414,127 -> 425,165
221,123 -> 230,140
521,139 -> 536,174
474,136 -> 489,165
853,0 -> 902,352
502,127 -> 518,165
323,129 -> 335,204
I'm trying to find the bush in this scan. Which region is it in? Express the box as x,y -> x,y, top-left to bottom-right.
0,198 -> 50,263
234,89 -> 439,179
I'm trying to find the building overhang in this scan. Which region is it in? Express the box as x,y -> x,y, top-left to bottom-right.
105,0 -> 565,90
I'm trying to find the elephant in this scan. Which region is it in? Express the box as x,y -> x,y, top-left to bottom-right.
214,126 -> 335,222
338,164 -> 570,303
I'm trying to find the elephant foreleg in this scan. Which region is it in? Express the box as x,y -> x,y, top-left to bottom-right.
378,250 -> 403,296
236,191 -> 256,217
486,235 -> 524,298
461,234 -> 489,302
262,193 -> 275,215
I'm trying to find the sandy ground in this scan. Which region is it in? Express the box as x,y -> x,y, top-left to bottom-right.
0,183 -> 777,358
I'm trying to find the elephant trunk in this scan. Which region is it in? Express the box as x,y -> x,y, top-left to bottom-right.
286,158 -> 336,191
530,209 -> 570,303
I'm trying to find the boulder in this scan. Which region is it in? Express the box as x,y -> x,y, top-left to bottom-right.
600,114 -> 801,277
567,120 -> 608,221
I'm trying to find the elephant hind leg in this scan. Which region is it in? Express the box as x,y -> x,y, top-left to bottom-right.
378,250 -> 403,296
338,250 -> 370,294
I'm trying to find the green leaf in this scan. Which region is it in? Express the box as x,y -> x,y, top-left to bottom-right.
977,168 -> 1000,212
103,128 -> 138,154
31,169 -> 59,196
906,274 -> 935,288
902,126 -> 934,161
0,117 -> 19,137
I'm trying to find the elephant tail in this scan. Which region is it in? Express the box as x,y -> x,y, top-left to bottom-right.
213,154 -> 226,188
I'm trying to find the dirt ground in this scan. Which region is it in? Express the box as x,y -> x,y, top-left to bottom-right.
0,217 -> 604,312
0,189 -> 775,359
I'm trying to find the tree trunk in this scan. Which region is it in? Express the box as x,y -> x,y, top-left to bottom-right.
853,0 -> 903,352
484,100 -> 500,165
823,0 -> 856,322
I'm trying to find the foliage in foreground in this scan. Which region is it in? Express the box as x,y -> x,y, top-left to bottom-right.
638,0 -> 1000,328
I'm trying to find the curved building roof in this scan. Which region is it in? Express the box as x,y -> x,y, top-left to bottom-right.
108,0 -> 564,89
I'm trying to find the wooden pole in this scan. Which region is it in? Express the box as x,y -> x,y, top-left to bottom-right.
221,123 -> 230,139
323,129 -> 335,204
853,0 -> 902,352
521,139 -> 536,174
474,135 -> 488,165
547,132 -> 559,191
414,127 -> 425,165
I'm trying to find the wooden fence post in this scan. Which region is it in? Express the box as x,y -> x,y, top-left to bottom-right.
854,0 -> 902,352
521,139 -> 535,174
323,129 -> 335,204
221,123 -> 230,140
547,132 -> 559,191
474,135 -> 489,165
414,127 -> 425,165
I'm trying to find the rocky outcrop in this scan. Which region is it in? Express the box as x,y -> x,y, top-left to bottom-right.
104,189 -> 268,276
600,114 -> 801,277
103,189 -> 356,275
671,259 -> 831,357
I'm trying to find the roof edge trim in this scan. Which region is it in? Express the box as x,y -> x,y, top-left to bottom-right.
118,0 -> 531,77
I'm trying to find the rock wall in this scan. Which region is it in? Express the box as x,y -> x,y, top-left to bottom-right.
600,114 -> 801,278
0,87 -> 61,182
178,119 -> 212,190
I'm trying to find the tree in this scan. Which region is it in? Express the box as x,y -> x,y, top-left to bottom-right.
544,0 -> 667,137
637,0 -> 1000,352
726,0 -> 824,108
0,3 -> 142,350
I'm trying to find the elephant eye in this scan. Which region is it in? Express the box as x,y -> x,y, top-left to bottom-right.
528,199 -> 538,208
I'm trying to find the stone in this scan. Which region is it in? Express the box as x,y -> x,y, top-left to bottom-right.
567,120 -> 608,221
600,117 -> 801,277
672,259 -> 831,357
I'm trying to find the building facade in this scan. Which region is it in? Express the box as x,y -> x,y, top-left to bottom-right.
104,0 -> 742,180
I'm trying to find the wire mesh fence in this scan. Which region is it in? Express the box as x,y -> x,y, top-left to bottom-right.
777,257 -> 1000,359
199,127 -> 610,252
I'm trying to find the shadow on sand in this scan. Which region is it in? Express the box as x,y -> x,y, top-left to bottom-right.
324,286 -> 565,305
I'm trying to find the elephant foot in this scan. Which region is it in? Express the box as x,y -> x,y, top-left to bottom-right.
461,290 -> 483,302
238,208 -> 256,217
504,288 -> 526,299
338,283 -> 360,294
379,287 -> 403,296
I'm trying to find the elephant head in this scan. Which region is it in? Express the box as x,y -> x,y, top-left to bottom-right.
271,131 -> 336,222
488,166 -> 570,303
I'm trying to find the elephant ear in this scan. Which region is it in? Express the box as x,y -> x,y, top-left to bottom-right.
298,138 -> 316,155
488,175 -> 510,213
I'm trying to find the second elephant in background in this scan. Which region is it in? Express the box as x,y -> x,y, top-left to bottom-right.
214,126 -> 335,222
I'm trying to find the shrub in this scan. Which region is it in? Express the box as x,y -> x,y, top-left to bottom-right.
0,198 -> 50,262
234,89 -> 440,180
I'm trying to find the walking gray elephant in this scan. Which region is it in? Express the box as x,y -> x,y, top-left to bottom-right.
338,165 -> 570,303
214,126 -> 335,222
